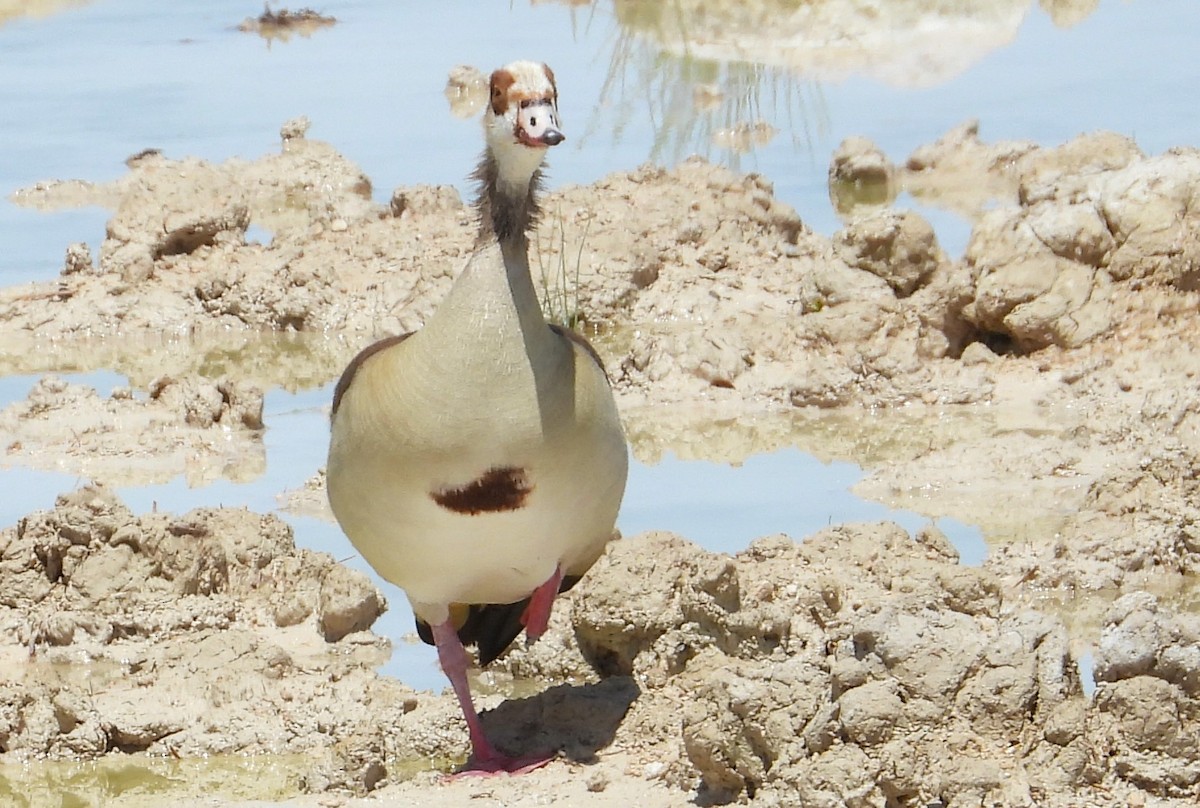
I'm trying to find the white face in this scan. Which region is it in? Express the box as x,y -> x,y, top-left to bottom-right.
514,96 -> 563,148
486,61 -> 564,153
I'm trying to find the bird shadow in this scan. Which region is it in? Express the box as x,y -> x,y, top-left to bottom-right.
478,675 -> 641,763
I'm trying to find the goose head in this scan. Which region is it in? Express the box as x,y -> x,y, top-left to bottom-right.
484,61 -> 564,194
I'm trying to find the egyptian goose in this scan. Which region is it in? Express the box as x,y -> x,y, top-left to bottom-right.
326,61 -> 628,774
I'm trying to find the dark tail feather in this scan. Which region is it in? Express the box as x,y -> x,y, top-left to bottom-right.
414,574 -> 582,666
460,600 -> 531,666
414,599 -> 529,666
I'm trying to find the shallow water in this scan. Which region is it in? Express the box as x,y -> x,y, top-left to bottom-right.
0,0 -> 1195,707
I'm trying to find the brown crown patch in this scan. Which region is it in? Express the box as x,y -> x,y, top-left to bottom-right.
431,466 -> 533,515
489,69 -> 515,116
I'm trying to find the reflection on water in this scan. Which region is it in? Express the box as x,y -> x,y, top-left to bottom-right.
0,330 -> 354,392
0,753 -> 307,808
613,0 -> 1029,88
236,6 -> 337,45
585,27 -> 830,171
0,0 -> 90,28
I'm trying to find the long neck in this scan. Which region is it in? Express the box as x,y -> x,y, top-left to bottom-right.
472,147 -> 544,247
463,143 -> 550,335
404,146 -> 570,436
420,147 -> 549,352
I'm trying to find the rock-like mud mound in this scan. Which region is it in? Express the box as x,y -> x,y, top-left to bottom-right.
962,138 -> 1200,352
0,487 -> 390,766
6,121 -> 1198,414
551,161 -> 985,408
837,120 -> 1200,353
3,120 -> 464,339
4,491 -> 1198,805
1091,592 -> 1200,796
493,527 -> 1200,806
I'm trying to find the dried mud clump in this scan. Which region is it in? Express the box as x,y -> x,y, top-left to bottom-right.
849,122 -> 1200,355
547,158 -> 980,406
3,123 -> 1198,413
3,123 -> 388,336
1091,593 -> 1200,797
499,526 -> 1200,806
828,135 -> 897,211
834,209 -> 940,297
0,486 -> 391,762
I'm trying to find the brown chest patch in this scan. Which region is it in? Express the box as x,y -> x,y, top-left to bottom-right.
431,466 -> 533,515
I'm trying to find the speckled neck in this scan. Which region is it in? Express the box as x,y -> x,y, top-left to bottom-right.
472,148 -> 544,248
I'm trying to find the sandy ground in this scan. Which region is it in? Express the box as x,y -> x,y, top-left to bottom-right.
1,113 -> 1199,807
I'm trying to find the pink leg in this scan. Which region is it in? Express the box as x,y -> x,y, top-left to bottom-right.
430,619 -> 554,776
521,564 -> 563,643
